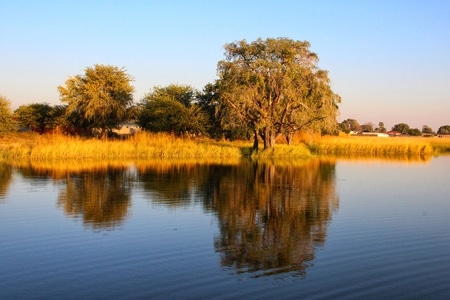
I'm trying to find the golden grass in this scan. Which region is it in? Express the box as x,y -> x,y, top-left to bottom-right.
304,135 -> 436,157
0,132 -> 248,161
1,132 -> 449,163
428,137 -> 450,154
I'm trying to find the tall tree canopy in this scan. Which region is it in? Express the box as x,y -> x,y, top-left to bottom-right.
197,82 -> 249,140
217,37 -> 340,149
58,64 -> 134,136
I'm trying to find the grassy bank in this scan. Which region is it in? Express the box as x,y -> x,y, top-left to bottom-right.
1,132 -> 449,162
304,135 -> 441,157
0,132 -> 246,161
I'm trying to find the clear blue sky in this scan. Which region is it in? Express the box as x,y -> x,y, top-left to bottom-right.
1,0 -> 449,130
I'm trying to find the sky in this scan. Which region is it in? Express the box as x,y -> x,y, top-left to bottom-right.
1,0 -> 449,131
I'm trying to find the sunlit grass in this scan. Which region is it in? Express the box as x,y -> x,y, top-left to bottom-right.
304,135 -> 435,157
1,132 -> 449,163
0,132 -> 246,161
428,137 -> 450,154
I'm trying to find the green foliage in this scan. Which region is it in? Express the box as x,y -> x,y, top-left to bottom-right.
138,98 -> 188,134
147,84 -> 196,107
339,119 -> 361,133
0,96 -> 16,135
58,64 -> 134,136
376,122 -> 386,133
14,103 -> 54,133
197,82 -> 249,140
361,122 -> 374,132
407,128 -> 422,136
392,123 -> 410,134
422,125 -> 433,134
217,38 -> 340,149
138,84 -> 208,136
437,125 -> 450,135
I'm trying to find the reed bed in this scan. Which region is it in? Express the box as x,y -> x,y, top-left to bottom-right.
130,132 -> 244,159
1,132 -> 449,163
0,132 -> 245,161
428,137 -> 450,154
306,136 -> 434,157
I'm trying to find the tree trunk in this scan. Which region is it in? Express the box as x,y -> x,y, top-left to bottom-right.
261,127 -> 275,149
286,132 -> 293,145
253,131 -> 259,151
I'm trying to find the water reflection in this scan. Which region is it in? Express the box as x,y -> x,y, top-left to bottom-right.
0,162 -> 13,201
57,167 -> 134,229
7,158 -> 339,278
136,161 -> 211,208
135,159 -> 339,278
208,160 -> 339,278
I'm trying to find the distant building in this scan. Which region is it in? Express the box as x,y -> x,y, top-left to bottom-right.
113,121 -> 141,136
386,130 -> 401,137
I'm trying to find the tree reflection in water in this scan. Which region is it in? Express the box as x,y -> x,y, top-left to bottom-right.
57,168 -> 133,229
8,161 -> 135,230
7,158 -> 339,278
209,160 -> 339,278
137,159 -> 339,279
0,162 -> 13,202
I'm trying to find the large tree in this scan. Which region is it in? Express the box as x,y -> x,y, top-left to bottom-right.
58,64 -> 134,137
217,37 -> 340,149
0,95 -> 16,135
197,82 -> 249,140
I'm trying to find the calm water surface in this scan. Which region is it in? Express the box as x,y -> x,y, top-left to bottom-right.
1,156 -> 449,299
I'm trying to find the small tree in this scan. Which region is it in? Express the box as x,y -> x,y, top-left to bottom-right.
0,95 -> 16,135
437,125 -> 450,135
58,64 -> 134,137
361,122 -> 374,132
339,119 -> 361,133
407,128 -> 422,136
422,125 -> 433,134
138,98 -> 188,134
14,103 -> 54,133
138,84 -> 208,136
376,122 -> 386,133
392,123 -> 410,134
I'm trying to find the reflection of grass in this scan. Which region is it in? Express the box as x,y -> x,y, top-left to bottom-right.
251,144 -> 311,160
1,132 -> 449,162
9,158 -> 243,179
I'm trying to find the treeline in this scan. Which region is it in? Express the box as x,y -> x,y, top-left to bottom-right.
339,119 -> 450,136
1,83 -> 247,140
1,37 -> 448,149
0,38 -> 343,150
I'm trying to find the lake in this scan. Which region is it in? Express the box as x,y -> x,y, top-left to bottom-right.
1,156 -> 449,299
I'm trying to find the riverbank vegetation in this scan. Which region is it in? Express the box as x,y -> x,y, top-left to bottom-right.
2,37 -> 449,161
1,131 -> 449,163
